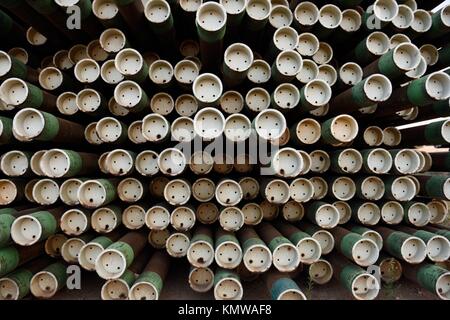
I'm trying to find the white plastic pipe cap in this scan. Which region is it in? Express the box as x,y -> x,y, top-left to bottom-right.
273,27 -> 299,52
425,72 -> 450,101
239,177 -> 260,200
189,151 -> 214,175
166,232 -> 190,258
216,179 -> 243,206
105,149 -> 134,176
366,31 -> 390,56
337,148 -> 363,174
269,5 -> 293,28
150,92 -> 174,115
44,234 -> 67,258
334,201 -> 352,224
411,9 -> 432,33
127,121 -> 146,144
100,28 -> 127,53
174,59 -> 199,85
196,202 -> 219,224
360,176 -> 385,201
373,0 -> 399,22
188,267 -> 214,293
254,108 -> 287,141
0,179 -> 17,205
383,127 -> 401,146
192,178 -> 215,202
164,179 -> 191,206
247,60 -> 271,84
100,279 -> 130,300
272,241 -> 299,272
318,4 -> 342,29
93,0 -> 119,20
61,237 -> 86,263
331,177 -> 356,201
246,0 -> 271,22
296,59 -> 318,83
224,43 -> 254,73
329,114 -> 359,143
196,2 -> 227,31
224,113 -> 251,142
339,62 -> 363,86
101,59 -> 124,85
214,277 -> 243,300
114,80 -> 144,109
312,42 -> 333,65
341,9 -> 361,32
142,113 -> 170,142
310,150 -> 330,173
273,83 -> 299,110
145,205 -> 170,230
317,64 -> 337,86
1,150 -> 29,177
351,273 -> 379,300
11,214 -> 43,246
215,239 -> 242,269
392,5 -> 413,29
171,116 -> 195,142
32,179 -> 59,205
30,271 -> 59,299
192,73 -> 223,105
87,40 -> 108,62
158,148 -> 187,177
171,206 -> 196,231
242,203 -> 263,225
264,179 -> 290,204
175,94 -> 198,117
220,91 -> 244,114
245,87 -> 271,112
117,178 -> 144,203
290,178 -> 314,203
282,201 -> 304,222
91,207 -> 120,233
60,208 -> 88,235
56,92 -> 78,115
149,59 -> 173,85
271,147 -> 304,178
401,236 -> 426,264
309,259 -> 333,285
0,78 -> 28,107
427,200 -> 447,225
294,1 -> 319,27
313,203 -> 339,228
179,39 -> 200,57
74,59 -> 100,83
356,202 -> 381,225
53,50 -> 73,70
275,50 -> 303,77
39,67 -> 63,91
194,107 -> 226,140
406,202 -> 430,227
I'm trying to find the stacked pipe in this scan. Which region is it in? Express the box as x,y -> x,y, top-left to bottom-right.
0,0 -> 449,301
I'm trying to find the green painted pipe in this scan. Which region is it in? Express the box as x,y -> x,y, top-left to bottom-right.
415,175 -> 450,200
353,32 -> 389,66
96,231 -> 147,279
268,275 -> 305,300
78,229 -> 124,271
0,116 -> 13,144
363,43 -> 421,79
10,208 -> 65,246
402,201 -> 430,227
321,115 -> 359,145
330,226 -> 379,267
328,253 -> 379,300
0,78 -> 56,110
129,251 -> 170,300
237,226 -> 272,273
13,108 -> 85,143
196,2 -> 227,43
114,80 -> 149,113
374,226 -> 426,264
403,263 -> 450,300
0,256 -> 52,300
78,179 -> 118,208
424,5 -> 450,40
214,229 -> 242,269
400,119 -> 450,146
30,262 -> 68,298
0,241 -> 44,277
376,72 -> 450,114
187,225 -> 214,268
329,75 -> 392,114
214,268 -> 243,300
101,250 -> 152,300
0,51 -> 38,83
424,226 -> 450,242
257,222 -> 299,272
